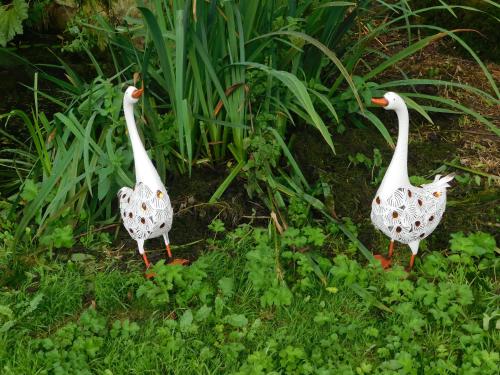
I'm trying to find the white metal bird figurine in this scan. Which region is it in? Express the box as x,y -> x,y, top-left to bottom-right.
370,92 -> 455,270
118,85 -> 188,272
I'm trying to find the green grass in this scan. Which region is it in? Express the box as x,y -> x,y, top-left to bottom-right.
0,3 -> 499,372
1,223 -> 498,374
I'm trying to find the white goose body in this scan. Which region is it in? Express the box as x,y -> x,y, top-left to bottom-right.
371,176 -> 452,253
370,92 -> 454,265
118,86 -> 173,264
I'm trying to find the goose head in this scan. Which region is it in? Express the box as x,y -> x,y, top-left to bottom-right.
123,86 -> 144,105
371,92 -> 406,111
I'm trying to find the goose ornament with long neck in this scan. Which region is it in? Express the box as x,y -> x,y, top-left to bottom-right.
370,92 -> 454,271
118,85 -> 188,272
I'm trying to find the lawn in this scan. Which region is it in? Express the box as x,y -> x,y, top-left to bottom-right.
0,0 -> 499,374
0,220 -> 498,374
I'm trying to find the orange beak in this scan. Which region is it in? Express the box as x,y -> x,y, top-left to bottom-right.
371,97 -> 389,107
132,87 -> 144,99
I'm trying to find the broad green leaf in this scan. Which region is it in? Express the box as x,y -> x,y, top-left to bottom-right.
225,314 -> 248,328
218,277 -> 235,298
20,179 -> 39,202
0,0 -> 28,47
194,305 -> 212,322
179,309 -> 194,331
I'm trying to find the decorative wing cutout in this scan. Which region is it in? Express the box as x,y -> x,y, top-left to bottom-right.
118,183 -> 173,241
371,184 -> 449,244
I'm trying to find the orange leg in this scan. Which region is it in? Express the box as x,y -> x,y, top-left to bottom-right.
164,240 -> 189,266
388,240 -> 394,258
142,253 -> 151,268
142,253 -> 156,278
374,240 -> 394,269
406,254 -> 416,272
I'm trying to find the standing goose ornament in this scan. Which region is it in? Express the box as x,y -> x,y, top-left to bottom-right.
118,85 -> 188,272
370,92 -> 454,271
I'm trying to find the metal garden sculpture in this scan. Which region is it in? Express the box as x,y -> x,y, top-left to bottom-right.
119,85 -> 188,273
370,92 -> 455,270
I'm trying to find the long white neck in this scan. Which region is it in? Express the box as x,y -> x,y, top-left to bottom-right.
123,101 -> 164,190
378,105 -> 411,196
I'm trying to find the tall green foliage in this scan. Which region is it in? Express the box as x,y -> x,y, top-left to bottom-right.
102,0 -> 498,173
1,0 -> 499,247
1,66 -> 136,244
104,0 -> 362,172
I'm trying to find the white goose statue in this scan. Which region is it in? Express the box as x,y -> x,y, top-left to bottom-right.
118,85 -> 188,272
370,92 -> 454,271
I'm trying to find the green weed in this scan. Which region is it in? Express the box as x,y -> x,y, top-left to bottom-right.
1,222 -> 497,374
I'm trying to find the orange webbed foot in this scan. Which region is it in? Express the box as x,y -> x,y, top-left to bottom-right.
374,254 -> 392,269
168,258 -> 190,266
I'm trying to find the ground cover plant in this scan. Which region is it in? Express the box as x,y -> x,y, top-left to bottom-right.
0,216 -> 498,373
0,0 -> 499,373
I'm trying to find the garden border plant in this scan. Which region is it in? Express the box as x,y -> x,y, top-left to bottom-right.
0,0 -> 499,255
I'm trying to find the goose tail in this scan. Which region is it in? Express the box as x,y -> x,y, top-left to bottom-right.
437,173 -> 456,188
425,173 -> 455,189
